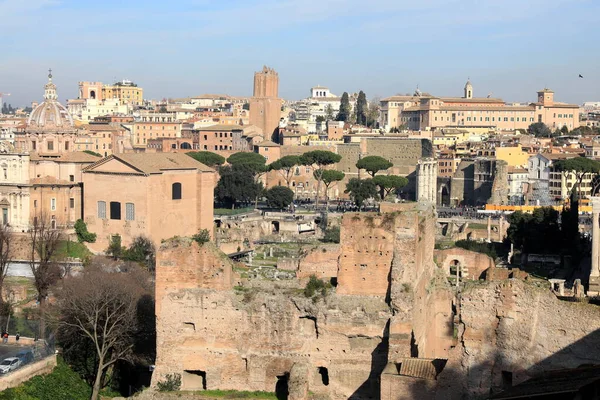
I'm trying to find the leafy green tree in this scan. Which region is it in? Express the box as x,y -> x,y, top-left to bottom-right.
552,157 -> 600,198
527,122 -> 552,138
107,234 -> 123,259
356,90 -> 368,126
159,105 -> 167,113
186,151 -> 225,167
560,125 -> 569,134
372,175 -> 408,199
74,219 -> 96,243
215,165 -> 263,209
344,178 -> 377,208
322,226 -> 340,243
367,98 -> 380,128
227,152 -> 268,176
227,152 -> 268,207
300,150 -> 342,208
123,236 -> 155,271
265,186 -> 294,209
336,92 -> 351,122
356,155 -> 393,177
506,207 -> 561,253
269,155 -> 300,187
320,170 -> 345,208
325,104 -> 334,121
315,115 -> 325,123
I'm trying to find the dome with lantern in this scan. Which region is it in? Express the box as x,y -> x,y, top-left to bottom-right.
27,70 -> 74,130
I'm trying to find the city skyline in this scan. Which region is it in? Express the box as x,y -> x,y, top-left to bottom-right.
1,0 -> 599,106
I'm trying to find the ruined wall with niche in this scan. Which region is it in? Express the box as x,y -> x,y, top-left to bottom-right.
153,203 -> 455,399
434,247 -> 495,281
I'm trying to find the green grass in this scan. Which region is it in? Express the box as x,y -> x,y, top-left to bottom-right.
56,240 -> 92,260
467,223 -> 488,230
214,207 -> 255,216
184,390 -> 277,399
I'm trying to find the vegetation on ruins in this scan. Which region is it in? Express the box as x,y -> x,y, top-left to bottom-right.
186,151 -> 226,167
372,175 -> 408,199
157,373 -> 182,392
304,275 -> 331,298
344,178 -> 378,208
265,185 -> 294,209
55,264 -> 153,400
192,229 -> 211,245
268,155 -> 301,187
455,239 -> 498,259
322,226 -> 340,243
356,155 -> 393,178
336,92 -> 351,122
123,235 -> 156,271
300,150 -> 342,208
74,219 -> 97,243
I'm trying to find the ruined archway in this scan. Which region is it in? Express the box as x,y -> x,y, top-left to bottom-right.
439,184 -> 450,206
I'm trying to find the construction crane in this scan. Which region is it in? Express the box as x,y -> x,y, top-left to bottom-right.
0,93 -> 11,114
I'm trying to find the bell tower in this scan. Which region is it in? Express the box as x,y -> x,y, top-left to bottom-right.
464,79 -> 473,99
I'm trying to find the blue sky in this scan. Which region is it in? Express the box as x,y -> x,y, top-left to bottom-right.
1,0 -> 599,107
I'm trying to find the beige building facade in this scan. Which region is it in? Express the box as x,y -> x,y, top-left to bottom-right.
82,153 -> 215,252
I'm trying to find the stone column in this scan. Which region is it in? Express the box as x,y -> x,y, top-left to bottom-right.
590,197 -> 600,295
498,216 -> 504,242
487,216 -> 492,242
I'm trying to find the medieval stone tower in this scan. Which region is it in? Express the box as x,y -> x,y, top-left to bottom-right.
249,66 -> 282,140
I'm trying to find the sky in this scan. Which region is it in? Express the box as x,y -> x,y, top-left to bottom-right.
1,0 -> 599,107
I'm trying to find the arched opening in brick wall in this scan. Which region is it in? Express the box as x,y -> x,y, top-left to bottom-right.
271,221 -> 280,233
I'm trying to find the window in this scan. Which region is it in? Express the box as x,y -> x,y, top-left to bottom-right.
65,141 -> 69,151
34,200 -> 37,208
69,175 -> 74,182
110,202 -> 121,220
98,201 -> 107,219
125,203 -> 135,221
69,198 -> 75,209
50,198 -> 56,211
48,141 -> 54,151
172,182 -> 182,200
32,141 -> 36,150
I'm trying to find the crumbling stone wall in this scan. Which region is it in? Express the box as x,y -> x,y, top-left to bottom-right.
297,244 -> 340,280
435,279 -> 600,399
154,203 -> 454,399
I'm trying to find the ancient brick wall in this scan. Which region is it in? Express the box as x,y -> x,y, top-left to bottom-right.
434,247 -> 495,281
297,244 -> 340,280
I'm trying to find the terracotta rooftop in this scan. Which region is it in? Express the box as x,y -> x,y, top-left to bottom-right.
85,153 -> 214,174
255,140 -> 280,147
197,124 -> 243,131
30,176 -> 75,185
30,151 -> 101,163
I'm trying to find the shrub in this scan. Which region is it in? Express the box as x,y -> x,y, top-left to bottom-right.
74,219 -> 96,243
304,275 -> 330,298
322,226 -> 340,243
157,373 -> 182,392
265,185 -> 294,209
123,236 -> 156,271
455,239 -> 497,259
106,234 -> 123,259
192,229 -> 211,245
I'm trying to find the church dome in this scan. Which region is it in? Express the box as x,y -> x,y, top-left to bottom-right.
27,70 -> 74,129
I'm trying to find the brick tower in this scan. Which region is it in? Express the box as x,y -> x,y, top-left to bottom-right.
249,66 -> 282,140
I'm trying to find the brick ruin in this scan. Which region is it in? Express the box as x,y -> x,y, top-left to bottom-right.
153,203 -> 600,399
